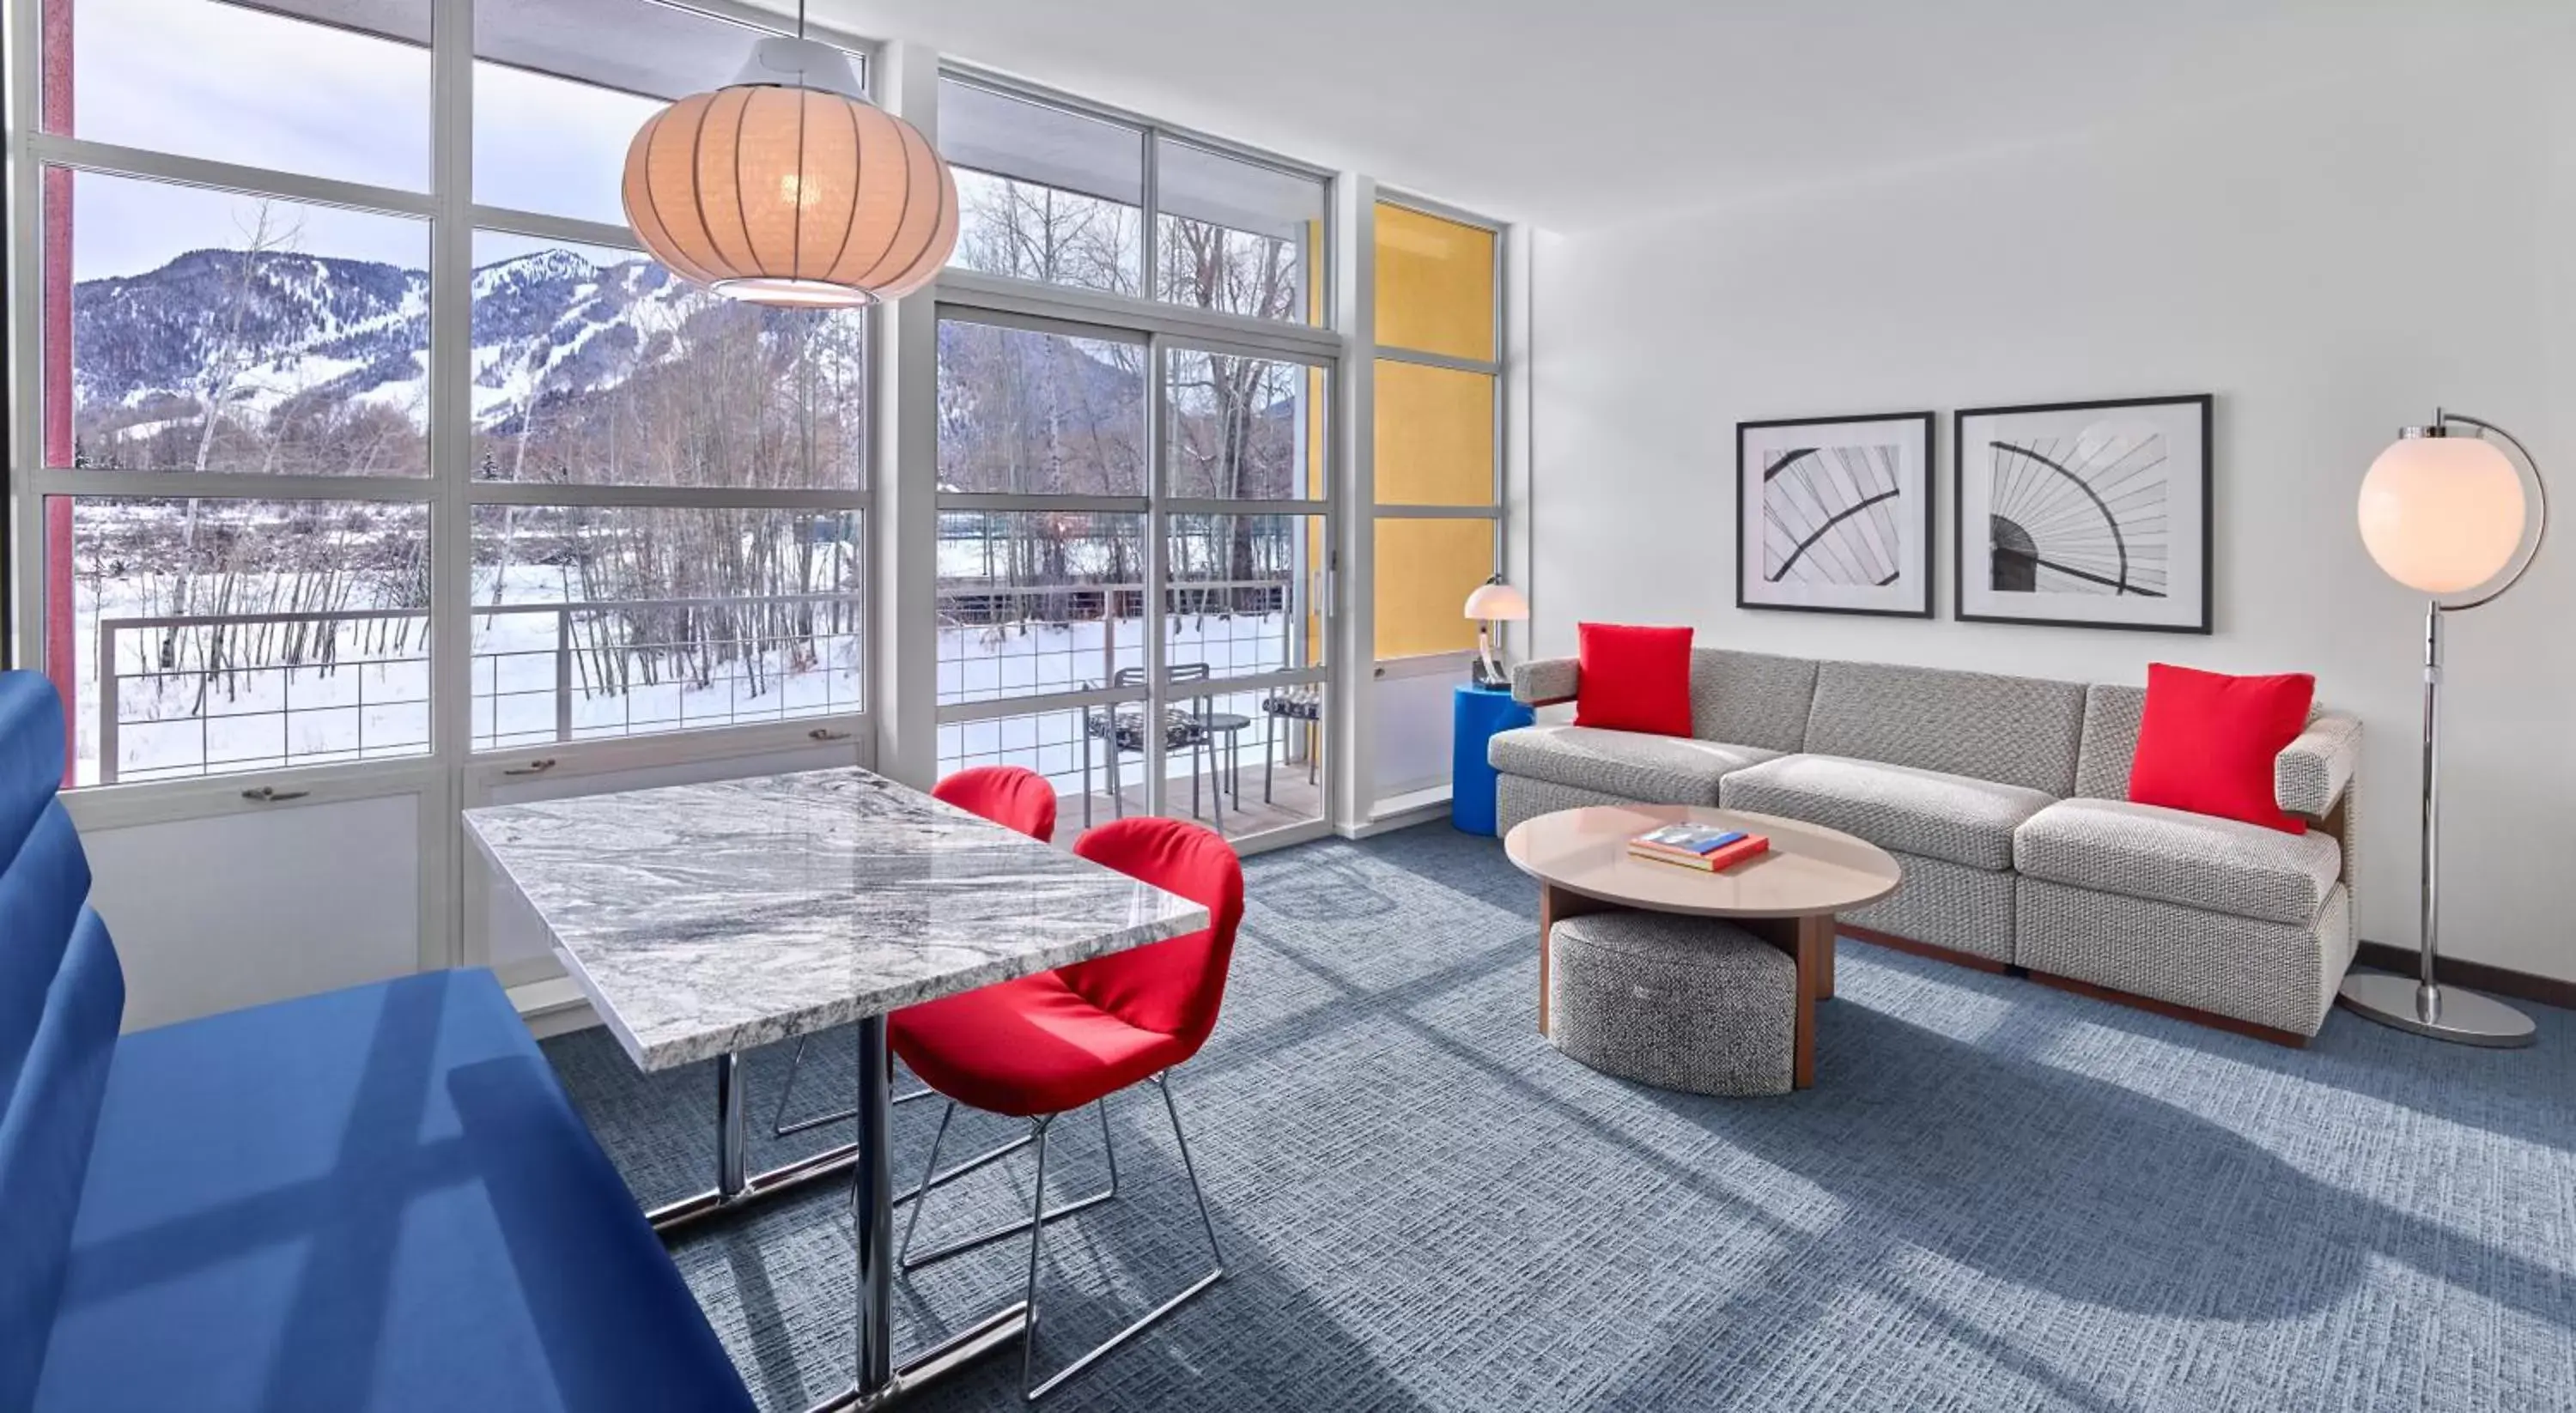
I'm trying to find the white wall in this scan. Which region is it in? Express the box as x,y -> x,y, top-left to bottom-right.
82,794 -> 428,1031
1530,52 -> 2576,979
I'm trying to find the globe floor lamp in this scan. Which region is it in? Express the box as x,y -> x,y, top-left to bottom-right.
2343,409 -> 2548,1046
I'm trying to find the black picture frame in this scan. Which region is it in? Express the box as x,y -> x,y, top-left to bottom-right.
1951,394 -> 2214,634
1735,410 -> 1937,620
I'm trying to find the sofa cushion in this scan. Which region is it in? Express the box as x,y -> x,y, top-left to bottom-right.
2013,797 -> 2342,926
2020,877 -> 2352,1037
1686,650 -> 1819,753
1802,660 -> 2086,797
1490,725 -> 1775,806
34,969 -> 756,1413
2072,684 -> 2149,800
1719,754 -> 2054,871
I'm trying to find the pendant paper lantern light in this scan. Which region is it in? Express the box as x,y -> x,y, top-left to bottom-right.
622,15 -> 957,308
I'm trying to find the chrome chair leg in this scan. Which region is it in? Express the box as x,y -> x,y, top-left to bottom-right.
1156,1073 -> 1224,1275
902,1098 -> 1117,1271
773,1034 -> 936,1139
898,1100 -> 957,1264
1021,1071 -> 1225,1402
1019,1113 -> 1054,1397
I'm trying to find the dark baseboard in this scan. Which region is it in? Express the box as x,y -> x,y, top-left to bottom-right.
2351,941 -> 2576,1013
2023,971 -> 2310,1049
1839,925 -> 2012,974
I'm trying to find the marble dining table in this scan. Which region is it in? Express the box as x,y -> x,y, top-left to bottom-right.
465,766 -> 1209,1413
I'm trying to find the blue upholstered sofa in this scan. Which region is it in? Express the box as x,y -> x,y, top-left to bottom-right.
0,672 -> 754,1412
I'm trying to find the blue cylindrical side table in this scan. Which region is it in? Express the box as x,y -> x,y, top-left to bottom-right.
1453,682 -> 1535,834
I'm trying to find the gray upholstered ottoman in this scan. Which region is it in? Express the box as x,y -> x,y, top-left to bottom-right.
1546,911 -> 1797,1096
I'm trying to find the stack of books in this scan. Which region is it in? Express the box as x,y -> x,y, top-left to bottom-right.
1628,822 -> 1771,872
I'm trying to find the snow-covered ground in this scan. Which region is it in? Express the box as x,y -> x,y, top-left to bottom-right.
73,565 -> 1309,789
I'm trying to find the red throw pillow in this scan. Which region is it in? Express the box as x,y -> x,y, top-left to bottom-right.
2127,663 -> 2316,834
1574,623 -> 1694,736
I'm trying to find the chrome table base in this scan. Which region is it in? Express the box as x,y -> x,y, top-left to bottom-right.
2338,971 -> 2537,1048
648,1022 -> 1034,1410
772,1034 -> 936,1141
647,1050 -> 866,1235
805,1302 -> 1030,1412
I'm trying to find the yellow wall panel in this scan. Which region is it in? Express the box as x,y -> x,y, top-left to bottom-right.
1374,519 -> 1493,658
1375,360 -> 1495,506
1374,203 -> 1495,362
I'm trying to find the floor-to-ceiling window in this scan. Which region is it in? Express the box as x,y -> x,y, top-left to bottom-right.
9,0 -> 880,1024
930,71 -> 1336,848
1368,197 -> 1504,810
6,9 -> 1510,1022
15,0 -> 873,788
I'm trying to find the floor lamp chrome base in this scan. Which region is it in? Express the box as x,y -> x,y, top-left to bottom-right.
2337,972 -> 2536,1048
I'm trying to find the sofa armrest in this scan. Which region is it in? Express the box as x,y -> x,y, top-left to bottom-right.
2275,711 -> 2360,819
1512,657 -> 1579,707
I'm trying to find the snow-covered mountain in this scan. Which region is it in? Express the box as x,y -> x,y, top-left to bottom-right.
67,245 -> 1214,483
68,246 -> 736,442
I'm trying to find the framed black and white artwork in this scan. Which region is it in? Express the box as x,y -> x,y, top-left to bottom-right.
1953,395 -> 2213,634
1735,411 -> 1935,619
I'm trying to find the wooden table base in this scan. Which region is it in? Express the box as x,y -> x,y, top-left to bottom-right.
1536,886 -> 1835,1089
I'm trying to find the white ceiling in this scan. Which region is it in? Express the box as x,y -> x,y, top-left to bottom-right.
814,0 -> 2564,232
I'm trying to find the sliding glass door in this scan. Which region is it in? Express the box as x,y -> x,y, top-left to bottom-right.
933,309 -> 1332,846
1156,342 -> 1330,839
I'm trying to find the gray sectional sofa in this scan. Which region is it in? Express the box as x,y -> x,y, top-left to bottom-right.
1494,650 -> 2362,1041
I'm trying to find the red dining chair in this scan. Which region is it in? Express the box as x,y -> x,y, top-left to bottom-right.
772,766 -> 1059,1140
933,763 -> 1060,845
892,816 -> 1246,1401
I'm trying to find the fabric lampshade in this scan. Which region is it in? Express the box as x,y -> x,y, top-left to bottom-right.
622,38 -> 958,308
2357,433 -> 2527,594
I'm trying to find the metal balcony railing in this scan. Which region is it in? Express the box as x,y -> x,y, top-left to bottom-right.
94,592 -> 864,784
933,574 -> 1310,708
89,577 -> 1308,784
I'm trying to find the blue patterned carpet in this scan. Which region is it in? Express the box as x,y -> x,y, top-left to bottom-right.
544,822 -> 2576,1411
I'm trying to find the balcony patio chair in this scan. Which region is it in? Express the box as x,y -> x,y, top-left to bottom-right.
1076,664 -> 1228,831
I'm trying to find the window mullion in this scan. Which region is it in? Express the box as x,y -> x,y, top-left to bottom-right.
32,470 -> 440,502
428,0 -> 477,963
467,204 -> 641,252
27,135 -> 436,219
1143,331 -> 1170,817
1139,124 -> 1160,306
467,482 -> 871,511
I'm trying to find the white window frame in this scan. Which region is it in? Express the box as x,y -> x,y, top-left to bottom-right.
4,0 -> 884,787
936,62 -> 1341,357
917,68 -> 1342,855
928,294 -> 1338,856
3,0 -> 887,979
3,9 -> 1522,967
1359,189 -> 1508,814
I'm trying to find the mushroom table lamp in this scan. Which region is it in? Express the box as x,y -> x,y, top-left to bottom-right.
2342,409 -> 2548,1046
1463,577 -> 1529,688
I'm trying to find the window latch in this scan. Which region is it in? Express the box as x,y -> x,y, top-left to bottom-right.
240,785 -> 311,804
504,758 -> 558,777
807,727 -> 853,743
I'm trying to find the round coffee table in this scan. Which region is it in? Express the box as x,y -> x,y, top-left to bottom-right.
1504,804 -> 1901,1089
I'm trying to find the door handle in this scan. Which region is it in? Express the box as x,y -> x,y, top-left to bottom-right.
504,758 -> 558,776
240,785 -> 311,804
